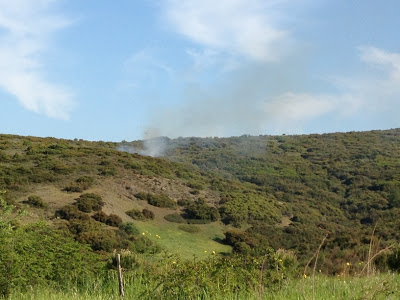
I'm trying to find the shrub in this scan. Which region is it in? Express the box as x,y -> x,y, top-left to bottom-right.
63,176 -> 94,192
134,192 -> 148,200
178,224 -> 201,233
25,195 -> 47,209
135,192 -> 177,208
106,214 -> 123,227
224,230 -> 259,253
92,211 -> 108,223
55,205 -> 89,221
75,176 -> 95,189
387,248 -> 400,271
127,235 -> 161,254
184,199 -> 220,222
77,230 -> 119,252
126,209 -> 146,221
178,199 -> 191,206
186,181 -> 205,190
75,193 -> 104,213
119,222 -> 139,235
142,208 -> 155,220
186,218 -> 213,224
68,218 -> 99,235
63,185 -> 83,192
0,218 -> 99,297
164,213 -> 186,223
126,208 -> 155,221
147,193 -> 176,208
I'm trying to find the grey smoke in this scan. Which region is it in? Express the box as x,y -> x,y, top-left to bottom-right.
147,54 -> 310,139
117,128 -> 168,157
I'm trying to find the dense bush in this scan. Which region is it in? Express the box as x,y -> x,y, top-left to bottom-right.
68,218 -> 99,235
75,176 -> 95,189
64,176 -> 94,192
147,194 -> 176,208
0,198 -> 99,297
55,205 -> 89,221
184,198 -> 220,222
78,229 -> 119,252
92,210 -> 108,223
126,209 -> 145,220
135,192 -> 177,208
119,222 -> 139,235
186,181 -> 205,190
126,208 -> 155,221
134,192 -> 148,200
224,230 -> 260,253
142,208 -> 155,219
164,213 -> 186,223
178,224 -> 201,233
387,248 -> 400,272
25,195 -> 47,208
75,193 -> 104,212
63,184 -> 83,192
105,214 -> 123,227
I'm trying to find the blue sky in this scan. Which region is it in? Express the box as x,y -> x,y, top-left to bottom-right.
0,0 -> 399,141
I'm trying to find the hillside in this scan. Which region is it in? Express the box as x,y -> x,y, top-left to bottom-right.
122,129 -> 400,271
1,129 -> 400,272
0,135 -> 232,259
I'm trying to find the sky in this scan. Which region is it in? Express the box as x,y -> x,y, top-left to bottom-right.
0,0 -> 399,141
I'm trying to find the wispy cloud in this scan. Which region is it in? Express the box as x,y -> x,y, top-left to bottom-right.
263,46 -> 400,132
359,46 -> 400,78
164,0 -> 291,62
0,0 -> 74,119
341,47 -> 400,113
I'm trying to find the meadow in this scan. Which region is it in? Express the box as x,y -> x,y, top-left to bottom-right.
8,273 -> 400,299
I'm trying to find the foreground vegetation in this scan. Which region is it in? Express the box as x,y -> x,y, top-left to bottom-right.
8,273 -> 400,299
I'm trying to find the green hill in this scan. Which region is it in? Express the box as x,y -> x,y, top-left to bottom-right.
1,129 -> 400,272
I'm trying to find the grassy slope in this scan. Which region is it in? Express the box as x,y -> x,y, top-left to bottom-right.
0,134 -> 233,259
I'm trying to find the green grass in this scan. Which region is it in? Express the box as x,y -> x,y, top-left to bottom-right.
10,274 -> 400,300
134,219 -> 231,260
264,274 -> 400,300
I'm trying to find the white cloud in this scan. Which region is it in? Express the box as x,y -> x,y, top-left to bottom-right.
344,47 -> 400,113
265,92 -> 337,121
0,0 -> 74,119
262,92 -> 362,132
359,46 -> 400,78
263,46 -> 400,132
164,0 -> 290,62
186,48 -> 242,73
